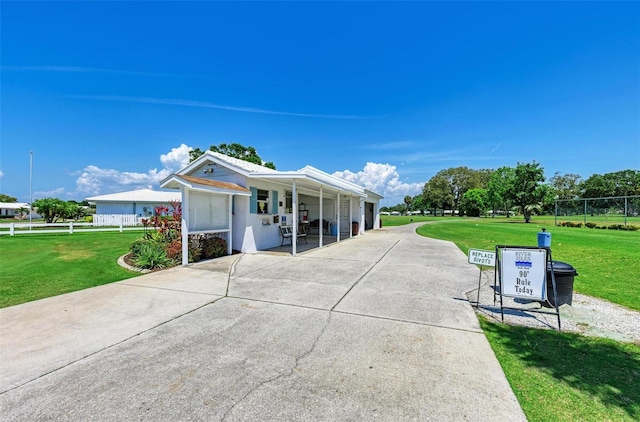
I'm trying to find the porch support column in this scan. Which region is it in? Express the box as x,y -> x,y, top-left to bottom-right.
336,193 -> 340,243
349,196 -> 353,238
292,180 -> 297,256
319,185 -> 323,247
181,187 -> 189,266
360,197 -> 365,235
227,194 -> 233,255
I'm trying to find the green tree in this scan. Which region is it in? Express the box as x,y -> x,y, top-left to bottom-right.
32,198 -> 68,223
604,169 -> 640,197
460,188 -> 488,217
189,142 -> 276,169
411,194 -> 430,215
486,166 -> 515,218
404,195 -> 413,213
0,194 -> 18,203
507,162 -> 546,223
423,174 -> 454,215
549,172 -> 583,200
580,174 -> 615,199
423,166 -> 484,215
474,169 -> 494,189
63,201 -> 86,220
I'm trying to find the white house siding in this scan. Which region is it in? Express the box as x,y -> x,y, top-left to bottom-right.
96,202 -> 165,216
198,165 -> 247,186
238,180 -> 287,252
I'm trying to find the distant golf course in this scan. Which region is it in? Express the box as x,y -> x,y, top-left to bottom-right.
383,214 -> 639,312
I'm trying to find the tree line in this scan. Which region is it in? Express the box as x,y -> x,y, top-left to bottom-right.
384,164 -> 640,222
0,194 -> 90,223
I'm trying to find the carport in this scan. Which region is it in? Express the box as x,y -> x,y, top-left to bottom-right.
161,151 -> 383,260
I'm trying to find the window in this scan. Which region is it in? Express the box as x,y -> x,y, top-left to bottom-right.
285,190 -> 293,213
257,189 -> 269,214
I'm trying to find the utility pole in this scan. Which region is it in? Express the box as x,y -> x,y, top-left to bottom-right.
30,151 -> 33,230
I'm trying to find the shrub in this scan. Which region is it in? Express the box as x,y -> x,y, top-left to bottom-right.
201,236 -> 227,259
188,237 -> 202,263
132,241 -> 173,269
166,239 -> 182,261
130,238 -> 150,256
609,224 -> 625,231
585,222 -> 597,228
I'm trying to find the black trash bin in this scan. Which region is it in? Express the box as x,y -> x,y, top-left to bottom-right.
544,261 -> 578,307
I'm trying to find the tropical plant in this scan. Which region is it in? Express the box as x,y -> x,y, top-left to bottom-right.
131,199 -> 227,269
32,198 -> 68,223
506,162 -> 546,223
132,242 -> 173,269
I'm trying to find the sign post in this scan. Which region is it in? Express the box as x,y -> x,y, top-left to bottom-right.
468,249 -> 496,307
500,248 -> 547,301
495,245 -> 561,330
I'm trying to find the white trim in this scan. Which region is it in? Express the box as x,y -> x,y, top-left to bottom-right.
181,186 -> 189,266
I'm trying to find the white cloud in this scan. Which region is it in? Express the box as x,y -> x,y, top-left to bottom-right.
33,187 -> 66,199
333,162 -> 425,206
72,95 -> 371,119
0,169 -> 4,178
160,144 -> 192,170
73,144 -> 193,197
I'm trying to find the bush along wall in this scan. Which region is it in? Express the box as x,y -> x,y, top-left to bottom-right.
128,201 -> 229,270
557,221 -> 639,231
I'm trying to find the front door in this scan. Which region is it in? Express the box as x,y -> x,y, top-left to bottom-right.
365,202 -> 374,230
339,197 -> 350,235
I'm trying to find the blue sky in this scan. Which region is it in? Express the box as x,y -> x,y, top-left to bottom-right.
1,1 -> 639,206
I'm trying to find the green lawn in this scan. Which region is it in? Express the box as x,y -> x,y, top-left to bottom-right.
0,232 -> 142,308
411,216 -> 640,312
400,215 -> 640,421
481,316 -> 640,422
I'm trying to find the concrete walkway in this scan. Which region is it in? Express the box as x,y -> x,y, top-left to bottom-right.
1,224 -> 526,421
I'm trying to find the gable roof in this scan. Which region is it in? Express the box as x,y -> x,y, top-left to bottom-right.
161,175 -> 251,196
177,151 -> 280,177
170,151 -> 383,199
86,189 -> 181,203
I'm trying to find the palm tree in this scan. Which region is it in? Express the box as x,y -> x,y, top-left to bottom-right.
404,195 -> 413,214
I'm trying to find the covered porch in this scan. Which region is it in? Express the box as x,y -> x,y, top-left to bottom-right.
264,234 -> 339,255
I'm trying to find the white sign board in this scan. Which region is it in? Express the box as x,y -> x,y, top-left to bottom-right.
468,249 -> 496,267
500,248 -> 547,301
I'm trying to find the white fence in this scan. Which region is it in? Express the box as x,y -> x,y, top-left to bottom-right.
0,221 -> 144,236
93,214 -> 144,227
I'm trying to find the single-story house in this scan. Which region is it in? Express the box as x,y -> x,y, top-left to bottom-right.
86,189 -> 181,217
0,202 -> 30,218
161,151 -> 383,263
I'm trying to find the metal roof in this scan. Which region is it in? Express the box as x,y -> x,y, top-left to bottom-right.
86,189 -> 181,203
0,202 -> 30,209
172,151 -> 383,199
161,175 -> 251,196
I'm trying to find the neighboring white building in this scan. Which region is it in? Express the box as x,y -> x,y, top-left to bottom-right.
0,202 -> 30,218
161,151 -> 383,263
86,189 -> 181,217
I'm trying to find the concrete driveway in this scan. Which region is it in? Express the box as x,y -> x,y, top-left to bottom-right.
1,224 -> 525,421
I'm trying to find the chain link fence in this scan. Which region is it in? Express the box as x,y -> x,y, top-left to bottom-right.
555,195 -> 640,228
